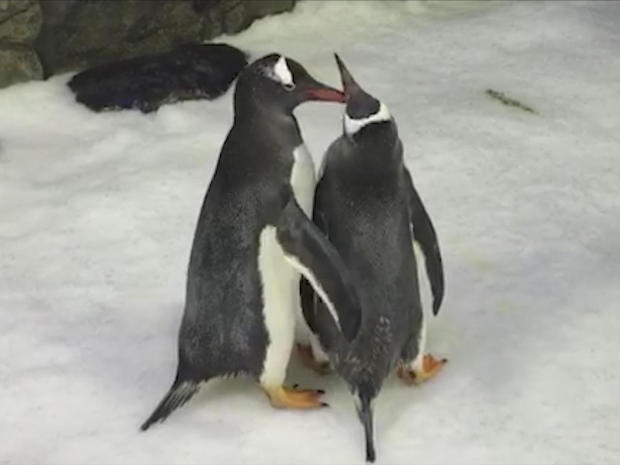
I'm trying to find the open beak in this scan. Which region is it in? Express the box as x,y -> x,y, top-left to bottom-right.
304,78 -> 346,103
334,53 -> 360,99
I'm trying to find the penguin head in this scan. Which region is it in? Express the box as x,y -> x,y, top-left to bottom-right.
334,53 -> 392,139
235,54 -> 345,114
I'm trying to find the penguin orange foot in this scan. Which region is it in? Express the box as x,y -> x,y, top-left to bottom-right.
295,54 -> 448,463
397,355 -> 447,385
296,344 -> 332,375
265,386 -> 327,409
140,54 -> 356,432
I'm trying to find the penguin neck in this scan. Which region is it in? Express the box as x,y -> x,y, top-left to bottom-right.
345,122 -> 402,174
234,95 -> 301,143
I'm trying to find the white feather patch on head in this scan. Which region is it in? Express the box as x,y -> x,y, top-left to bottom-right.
273,55 -> 294,86
344,101 -> 391,136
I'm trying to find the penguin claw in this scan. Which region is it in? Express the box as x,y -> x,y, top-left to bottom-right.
292,385 -> 325,395
397,354 -> 447,385
396,365 -> 416,385
421,354 -> 448,375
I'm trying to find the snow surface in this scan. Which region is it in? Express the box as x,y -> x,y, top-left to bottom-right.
2,1 -> 620,464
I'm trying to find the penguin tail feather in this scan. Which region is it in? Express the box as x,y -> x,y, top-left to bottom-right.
357,394 -> 376,463
140,380 -> 200,431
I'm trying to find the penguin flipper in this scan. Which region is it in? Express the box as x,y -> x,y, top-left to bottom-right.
276,197 -> 361,341
299,277 -> 318,333
403,167 -> 445,315
299,183 -> 330,336
140,380 -> 200,431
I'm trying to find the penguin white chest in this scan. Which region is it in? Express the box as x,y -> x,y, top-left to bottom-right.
290,144 -> 316,216
257,226 -> 297,388
256,145 -> 317,388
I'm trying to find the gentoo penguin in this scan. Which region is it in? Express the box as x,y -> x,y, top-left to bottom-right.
299,54 -> 446,462
141,54 -> 362,431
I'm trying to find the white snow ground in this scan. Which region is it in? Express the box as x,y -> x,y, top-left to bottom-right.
1,1 -> 620,464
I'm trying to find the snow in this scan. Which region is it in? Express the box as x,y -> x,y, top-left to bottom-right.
2,1 -> 620,464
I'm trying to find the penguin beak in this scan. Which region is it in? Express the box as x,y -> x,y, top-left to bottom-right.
303,78 -> 346,103
334,53 -> 361,100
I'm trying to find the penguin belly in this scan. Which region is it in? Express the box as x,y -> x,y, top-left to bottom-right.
257,226 -> 298,388
291,144 -> 316,216
289,145 -> 324,347
258,144 -> 317,387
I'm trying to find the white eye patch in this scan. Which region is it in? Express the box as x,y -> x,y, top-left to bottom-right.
344,101 -> 391,136
272,55 -> 294,86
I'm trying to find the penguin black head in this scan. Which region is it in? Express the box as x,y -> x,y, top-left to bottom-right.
234,54 -> 345,115
334,53 -> 392,139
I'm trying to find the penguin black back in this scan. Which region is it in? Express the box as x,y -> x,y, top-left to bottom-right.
301,54 -> 446,462
141,53 -> 365,431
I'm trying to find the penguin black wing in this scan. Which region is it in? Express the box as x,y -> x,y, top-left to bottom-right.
299,175 -> 334,339
403,167 -> 445,314
277,195 -> 361,341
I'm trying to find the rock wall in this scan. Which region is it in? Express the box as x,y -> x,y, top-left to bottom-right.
0,0 -> 296,89
0,0 -> 43,88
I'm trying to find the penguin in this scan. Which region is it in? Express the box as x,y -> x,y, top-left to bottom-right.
141,54 -> 362,431
299,54 -> 447,462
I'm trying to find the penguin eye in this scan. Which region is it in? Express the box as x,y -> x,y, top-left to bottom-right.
283,82 -> 296,92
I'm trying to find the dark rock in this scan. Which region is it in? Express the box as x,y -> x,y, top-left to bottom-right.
192,0 -> 219,14
250,0 -> 296,18
221,0 -> 296,34
0,0 -> 42,43
222,0 -> 248,34
67,43 -> 248,113
0,45 -> 42,88
36,1 -> 167,76
0,0 -> 295,89
35,0 -> 296,77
